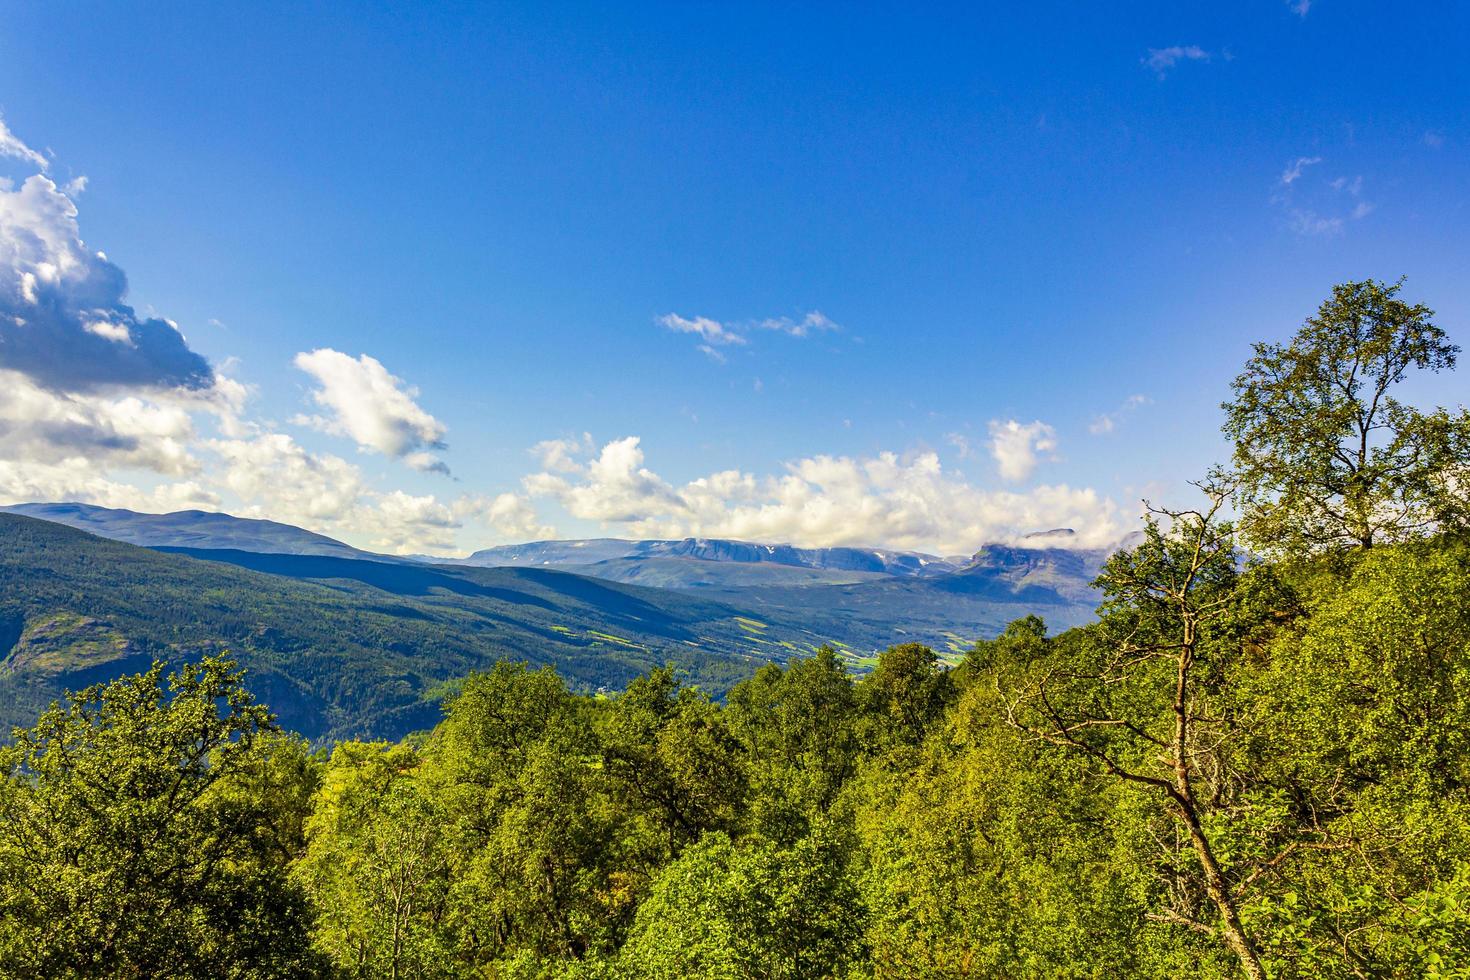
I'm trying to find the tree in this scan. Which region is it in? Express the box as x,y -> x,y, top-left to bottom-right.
851,658 -> 1150,978
619,831 -> 864,979
600,668 -> 747,860
1236,539 -> 1470,975
418,661 -> 622,966
0,657 -> 322,978
1005,489 -> 1277,979
857,643 -> 956,749
725,649 -> 862,845
1222,278 -> 1469,555
294,741 -> 454,979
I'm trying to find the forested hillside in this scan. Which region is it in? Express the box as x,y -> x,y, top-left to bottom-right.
0,518 -> 1105,743
0,516 -> 799,740
2,280 -> 1469,977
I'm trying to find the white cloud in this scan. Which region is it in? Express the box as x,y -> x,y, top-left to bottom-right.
1289,0 -> 1311,18
364,491 -> 460,553
0,173 -> 215,392
657,313 -> 746,347
658,309 -> 840,354
1142,46 -> 1211,79
525,436 -> 685,523
988,419 -> 1058,481
209,432 -> 367,524
758,310 -> 840,337
1089,394 -> 1150,435
204,430 -> 470,554
532,433 -> 594,473
1280,156 -> 1321,186
478,492 -> 556,541
1424,130 -> 1444,149
520,435 -> 1124,553
1273,159 -> 1374,236
0,368 -> 204,476
293,349 -> 448,473
0,114 -> 47,171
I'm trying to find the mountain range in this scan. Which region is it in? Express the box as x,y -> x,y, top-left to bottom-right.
0,503 -> 1128,740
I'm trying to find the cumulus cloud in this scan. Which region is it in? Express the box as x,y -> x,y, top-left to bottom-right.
526,436 -> 685,523
209,432 -> 368,525
474,492 -> 557,541
0,171 -> 216,393
1089,394 -> 1150,435
205,430 -> 468,553
520,435 -> 1124,553
0,119 -> 476,556
0,369 -> 200,474
657,310 -> 840,355
532,433 -> 594,473
0,114 -> 47,171
292,349 -> 448,473
1142,46 -> 1211,78
988,419 -> 1058,481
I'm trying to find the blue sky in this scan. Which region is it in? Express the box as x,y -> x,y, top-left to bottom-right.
0,1 -> 1465,554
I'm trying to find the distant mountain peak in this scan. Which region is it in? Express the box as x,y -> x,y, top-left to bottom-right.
0,502 -> 383,561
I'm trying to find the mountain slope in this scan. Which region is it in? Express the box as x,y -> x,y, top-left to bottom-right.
0,515 -> 809,741
181,539 -> 1107,670
0,502 -> 385,560
465,537 -> 966,578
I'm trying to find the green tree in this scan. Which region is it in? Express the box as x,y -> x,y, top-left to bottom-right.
726,648 -> 860,841
857,643 -> 956,749
1222,278 -> 1468,554
294,740 -> 453,979
600,667 -> 747,860
419,662 -> 622,967
1236,540 -> 1470,976
851,636 -> 1153,979
619,831 -> 863,979
1004,490 -> 1275,979
0,657 -> 322,978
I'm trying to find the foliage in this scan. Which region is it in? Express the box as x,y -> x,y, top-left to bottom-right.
0,657 -> 323,978
1222,277 -> 1470,555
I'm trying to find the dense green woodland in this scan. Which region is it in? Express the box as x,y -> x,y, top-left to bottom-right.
3,280 -> 1470,977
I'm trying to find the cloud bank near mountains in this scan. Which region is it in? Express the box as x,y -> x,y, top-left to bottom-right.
292,349 -> 449,474
0,116 -> 1130,556
0,118 -> 473,554
516,434 -> 1124,554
